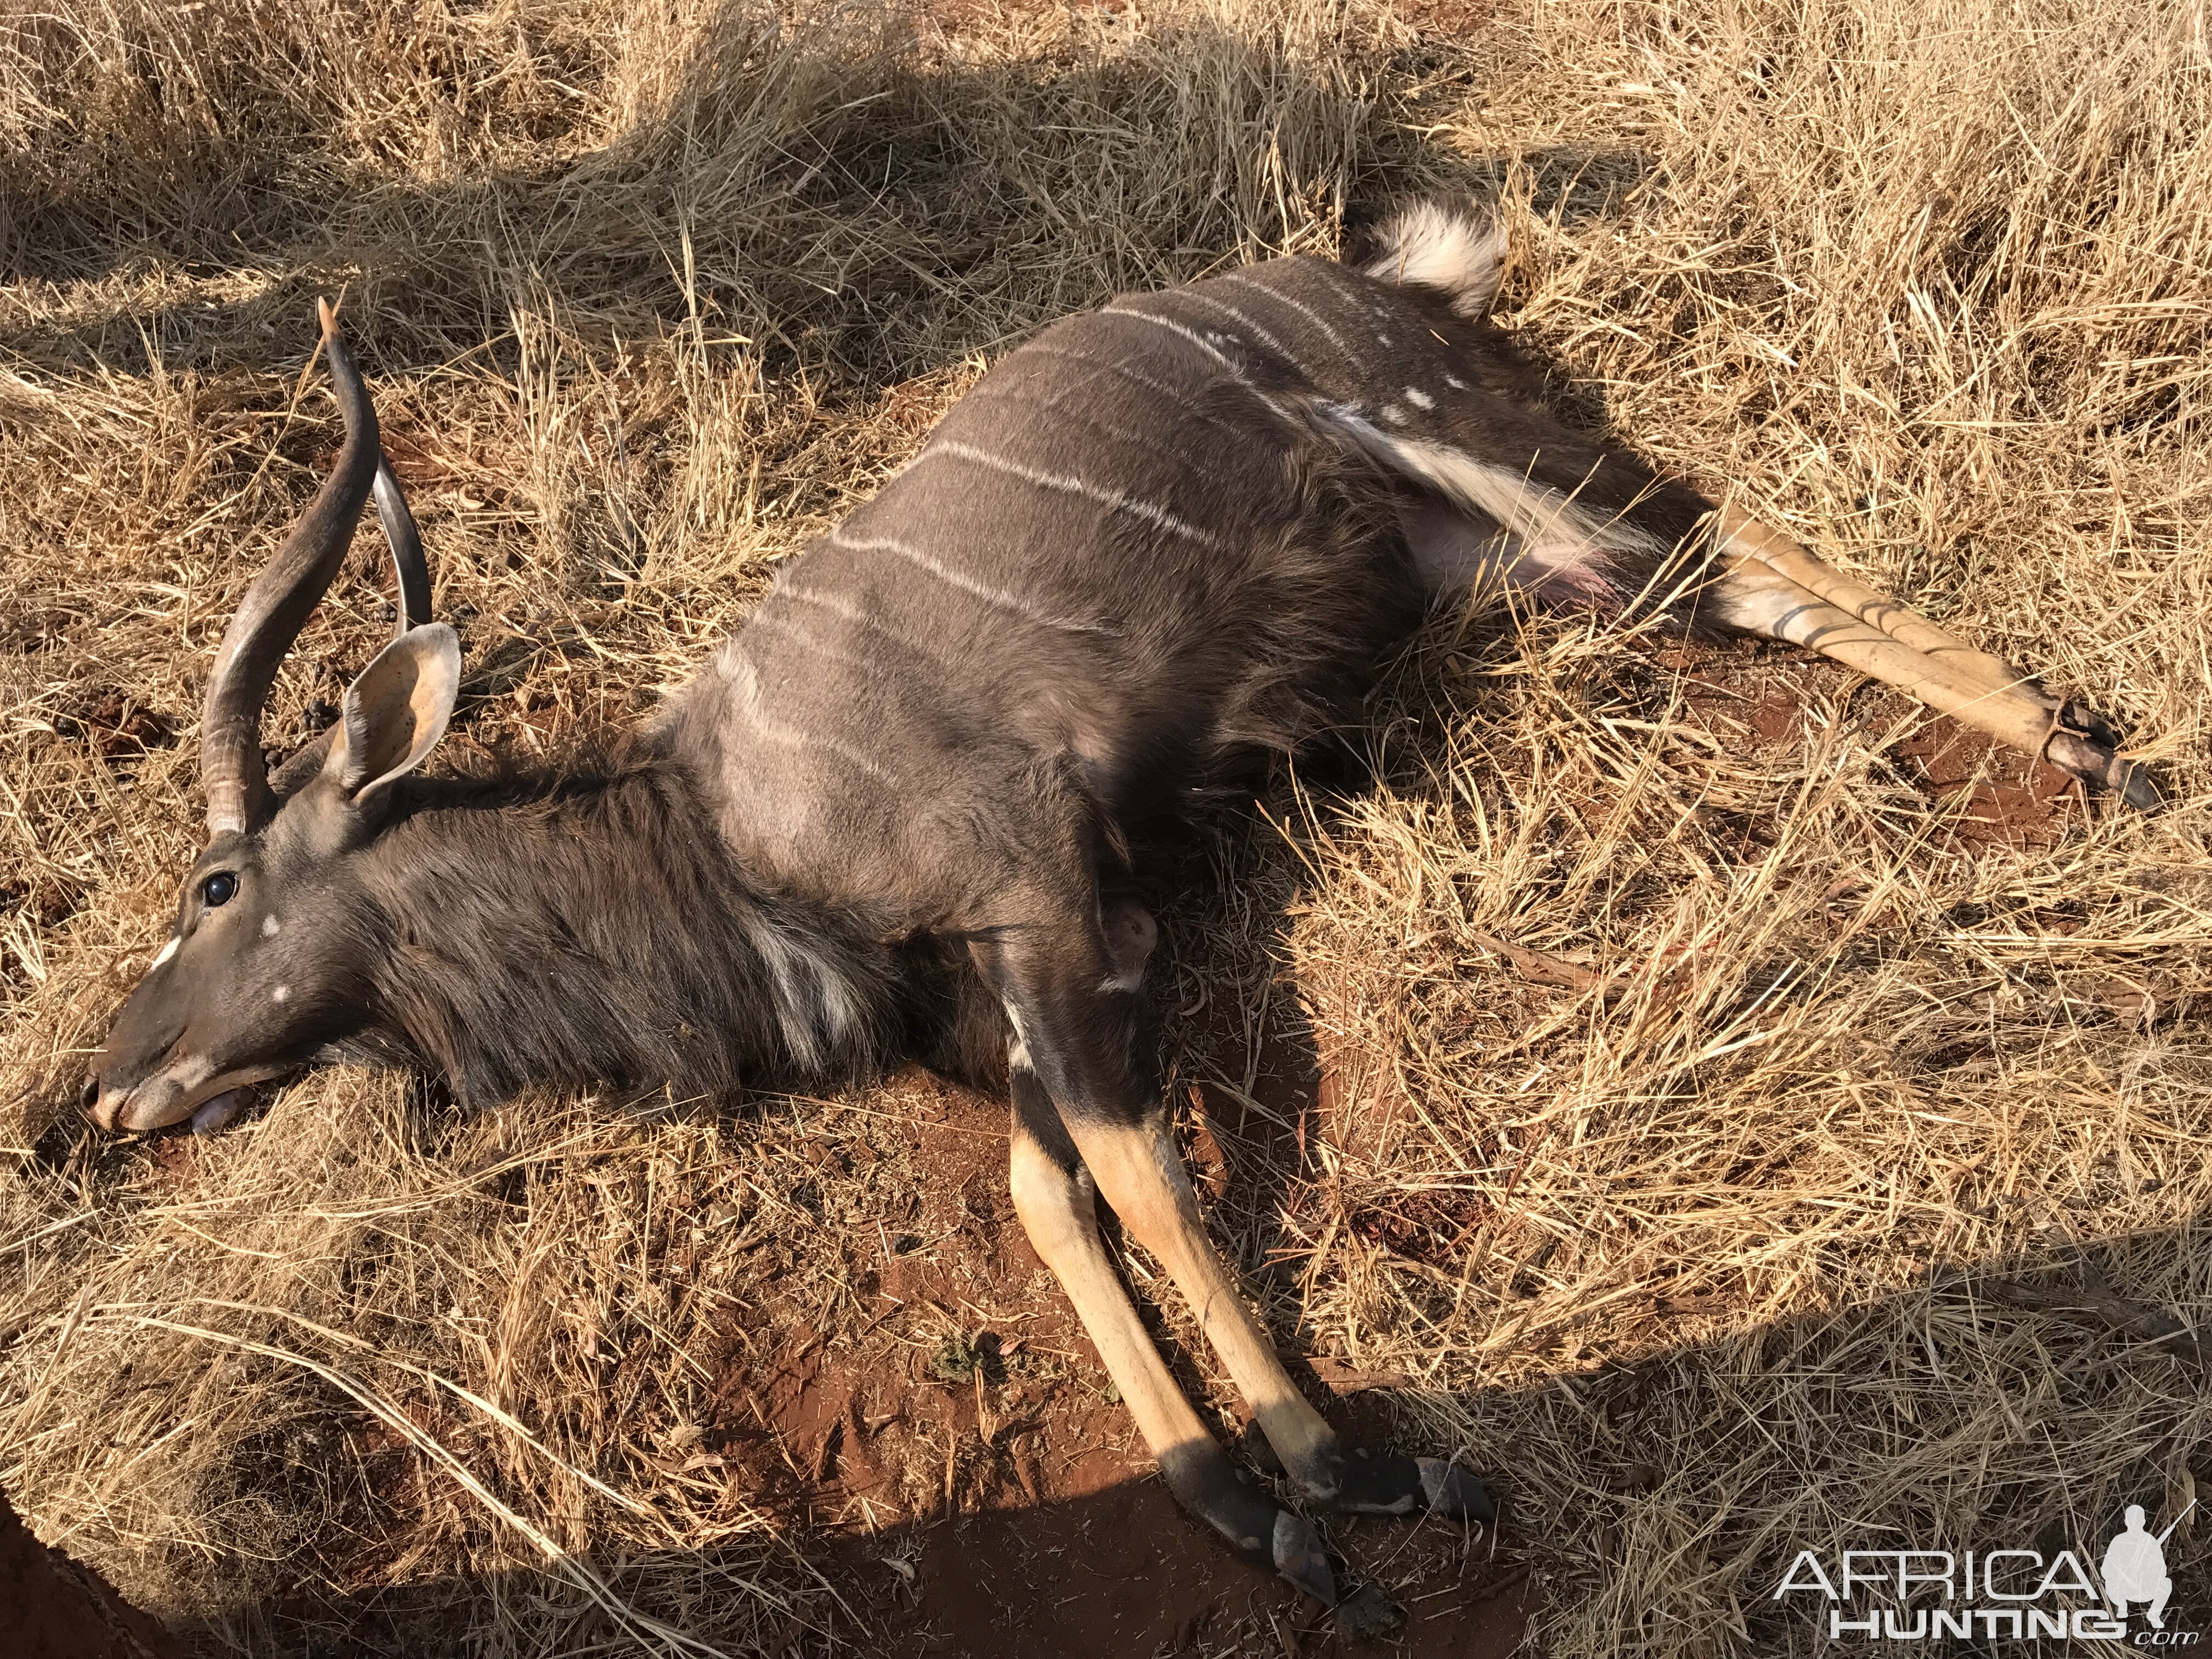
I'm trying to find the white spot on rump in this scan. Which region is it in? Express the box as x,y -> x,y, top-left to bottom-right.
1382,405 -> 1408,425
271,985 -> 290,1003
1405,388 -> 1435,409
151,935 -> 179,969
261,913 -> 281,937
1443,374 -> 1466,391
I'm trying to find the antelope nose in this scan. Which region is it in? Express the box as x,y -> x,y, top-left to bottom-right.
83,1072 -> 122,1133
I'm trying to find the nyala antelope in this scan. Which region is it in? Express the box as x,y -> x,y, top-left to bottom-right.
88,199 -> 2155,1626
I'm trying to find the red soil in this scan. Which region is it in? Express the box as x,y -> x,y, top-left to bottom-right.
1663,645 -> 2083,850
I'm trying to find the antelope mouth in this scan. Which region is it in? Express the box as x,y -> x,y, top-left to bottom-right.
95,1064 -> 286,1136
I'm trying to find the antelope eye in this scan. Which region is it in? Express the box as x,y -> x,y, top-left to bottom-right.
202,872 -> 239,908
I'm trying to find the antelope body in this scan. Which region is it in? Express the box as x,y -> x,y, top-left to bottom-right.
88,201 -> 2153,1626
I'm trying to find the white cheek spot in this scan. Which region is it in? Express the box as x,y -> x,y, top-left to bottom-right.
1381,404 -> 1408,425
271,985 -> 290,1004
1404,387 -> 1434,410
151,935 -> 179,969
1443,374 -> 1466,391
262,913 -> 281,937
1376,332 -> 1393,347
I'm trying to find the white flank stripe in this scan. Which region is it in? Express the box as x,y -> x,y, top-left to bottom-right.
1181,288 -> 1293,362
1019,343 -> 1245,436
716,644 -> 901,787
747,603 -> 898,675
923,440 -> 1225,551
1101,303 -> 1248,377
1219,271 -> 1355,358
773,578 -> 956,662
828,524 -> 1111,631
1002,375 -> 1205,462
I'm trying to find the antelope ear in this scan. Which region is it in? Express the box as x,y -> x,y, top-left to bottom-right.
326,623 -> 461,803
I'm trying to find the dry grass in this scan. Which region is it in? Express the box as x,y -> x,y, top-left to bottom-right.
3,0 -> 2209,1654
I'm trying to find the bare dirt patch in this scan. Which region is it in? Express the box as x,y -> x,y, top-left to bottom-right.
698,1071 -> 1533,1656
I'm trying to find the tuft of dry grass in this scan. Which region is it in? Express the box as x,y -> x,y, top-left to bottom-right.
3,0 -> 2208,1655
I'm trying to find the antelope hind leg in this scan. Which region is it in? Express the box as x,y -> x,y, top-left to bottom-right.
1709,511 -> 2160,809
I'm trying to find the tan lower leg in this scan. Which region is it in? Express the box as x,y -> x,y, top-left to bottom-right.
1007,1109 -> 1349,1601
1063,1112 -> 1344,1498
1007,1116 -> 1222,1487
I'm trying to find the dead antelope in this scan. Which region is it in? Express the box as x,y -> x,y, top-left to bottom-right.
87,200 -> 2155,1627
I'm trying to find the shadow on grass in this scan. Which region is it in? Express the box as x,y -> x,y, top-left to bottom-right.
203,1478 -> 1534,1658
0,1 -> 1661,398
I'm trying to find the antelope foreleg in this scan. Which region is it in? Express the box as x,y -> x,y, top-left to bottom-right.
1709,509 -> 2159,808
1061,1105 -> 1491,1525
984,904 -> 1485,1632
1005,1081 -> 1342,1608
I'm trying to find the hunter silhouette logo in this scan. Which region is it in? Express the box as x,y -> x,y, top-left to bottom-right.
2104,1503 -> 2192,1630
1774,1499 -> 2199,1643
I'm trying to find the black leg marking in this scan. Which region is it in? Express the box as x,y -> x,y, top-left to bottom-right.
1319,1446 -> 1497,1522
